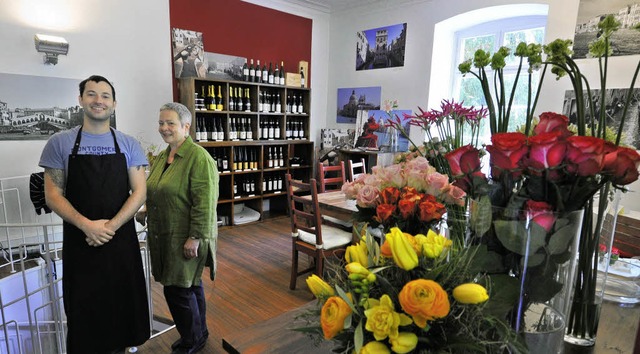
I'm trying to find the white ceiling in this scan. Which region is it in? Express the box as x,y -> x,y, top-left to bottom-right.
284,0 -> 420,13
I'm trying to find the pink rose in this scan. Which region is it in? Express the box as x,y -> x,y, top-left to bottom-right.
534,112 -> 573,138
525,132 -> 566,180
565,136 -> 605,176
443,185 -> 466,206
524,200 -> 556,232
341,181 -> 361,199
356,185 -> 379,208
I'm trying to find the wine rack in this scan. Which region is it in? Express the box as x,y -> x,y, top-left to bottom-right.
179,77 -> 313,227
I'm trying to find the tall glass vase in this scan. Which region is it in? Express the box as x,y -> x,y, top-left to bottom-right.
468,197 -> 584,353
564,187 -> 621,353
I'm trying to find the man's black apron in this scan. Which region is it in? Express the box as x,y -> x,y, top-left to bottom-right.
63,128 -> 150,353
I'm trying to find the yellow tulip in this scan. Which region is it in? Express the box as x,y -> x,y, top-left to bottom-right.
386,227 -> 418,271
453,283 -> 489,304
389,332 -> 418,354
420,229 -> 453,258
346,262 -> 370,277
360,341 -> 391,354
306,274 -> 334,298
346,240 -> 369,266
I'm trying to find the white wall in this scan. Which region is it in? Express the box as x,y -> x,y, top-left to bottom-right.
325,0 -> 640,211
0,0 -> 173,179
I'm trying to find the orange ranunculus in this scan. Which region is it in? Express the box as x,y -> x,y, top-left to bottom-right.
375,203 -> 396,224
397,198 -> 417,219
417,199 -> 445,223
379,187 -> 401,205
320,295 -> 353,339
399,279 -> 450,328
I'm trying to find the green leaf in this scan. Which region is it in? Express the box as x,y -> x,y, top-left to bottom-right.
547,218 -> 579,255
354,321 -> 363,354
522,252 -> 545,267
494,220 -> 544,255
469,245 -> 506,274
470,196 -> 492,237
483,274 -> 519,319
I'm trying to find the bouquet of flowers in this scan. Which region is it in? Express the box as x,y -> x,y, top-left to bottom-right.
297,225 -> 526,353
341,156 -> 466,238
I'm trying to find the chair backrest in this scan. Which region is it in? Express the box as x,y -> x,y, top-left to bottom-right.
317,161 -> 345,193
285,174 -> 324,246
347,158 -> 366,182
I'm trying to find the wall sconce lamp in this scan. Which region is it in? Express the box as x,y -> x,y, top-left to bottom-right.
34,34 -> 69,65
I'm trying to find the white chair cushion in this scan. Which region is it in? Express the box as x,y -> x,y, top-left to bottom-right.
298,225 -> 352,250
322,215 -> 352,228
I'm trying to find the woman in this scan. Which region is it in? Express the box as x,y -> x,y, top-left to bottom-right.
138,102 -> 218,354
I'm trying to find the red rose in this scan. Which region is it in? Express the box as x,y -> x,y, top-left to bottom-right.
445,145 -> 482,177
534,112 -> 573,138
525,132 -> 566,180
565,136 -> 605,176
486,132 -> 529,179
379,187 -> 401,205
375,203 -> 396,224
418,199 -> 445,223
603,144 -> 640,185
398,198 -> 417,219
524,200 -> 556,232
400,186 -> 421,202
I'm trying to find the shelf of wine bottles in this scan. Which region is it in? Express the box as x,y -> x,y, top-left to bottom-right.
179,76 -> 313,227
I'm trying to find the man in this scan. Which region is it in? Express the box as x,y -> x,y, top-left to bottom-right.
39,75 -> 150,354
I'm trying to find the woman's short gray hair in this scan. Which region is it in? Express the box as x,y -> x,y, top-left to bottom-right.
160,102 -> 192,126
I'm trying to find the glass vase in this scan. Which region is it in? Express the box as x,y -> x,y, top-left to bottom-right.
564,187 -> 621,352
468,197 -> 584,353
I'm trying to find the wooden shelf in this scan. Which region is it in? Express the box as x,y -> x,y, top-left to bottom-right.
179,77 -> 313,227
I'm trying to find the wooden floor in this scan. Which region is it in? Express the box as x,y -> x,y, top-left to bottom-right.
135,216 -> 315,354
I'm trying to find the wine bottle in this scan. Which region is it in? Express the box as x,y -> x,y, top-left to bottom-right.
242,147 -> 249,170
262,61 -> 268,83
239,118 -> 247,140
244,88 -> 251,112
300,66 -> 305,88
268,62 -> 274,84
236,87 -> 242,112
207,85 -> 215,110
228,86 -> 235,112
268,118 -> 275,140
285,120 -> 292,139
262,175 -> 267,193
298,120 -> 305,139
232,147 -> 239,170
278,146 -> 284,167
201,118 -> 208,142
267,175 -> 273,192
292,119 -> 299,139
267,147 -> 273,168
233,179 -> 238,195
217,119 -> 224,141
208,120 -> 215,141
274,64 -> 279,85
277,175 -> 283,191
261,119 -> 268,140
279,61 -> 285,85
274,118 -> 280,139
255,59 -> 262,83
216,85 -> 223,111
251,149 -> 257,169
297,93 -> 304,113
195,118 -> 202,142
246,118 -> 253,140
222,150 -> 229,171
242,61 -> 249,81
270,92 -> 276,113
249,59 -> 255,82
275,92 -> 282,113
291,93 -> 297,114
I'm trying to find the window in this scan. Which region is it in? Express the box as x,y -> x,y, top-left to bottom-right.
452,16 -> 547,142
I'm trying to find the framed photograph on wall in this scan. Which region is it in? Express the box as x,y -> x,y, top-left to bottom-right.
572,1 -> 640,59
356,23 -> 407,70
172,28 -> 207,78
0,73 -> 115,141
354,109 -> 411,151
336,86 -> 381,124
203,52 -> 247,81
563,88 -> 640,149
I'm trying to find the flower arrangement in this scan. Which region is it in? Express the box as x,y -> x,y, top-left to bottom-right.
341,156 -> 466,237
298,226 -> 526,353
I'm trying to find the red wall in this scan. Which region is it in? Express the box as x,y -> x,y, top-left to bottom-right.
169,0 -> 312,100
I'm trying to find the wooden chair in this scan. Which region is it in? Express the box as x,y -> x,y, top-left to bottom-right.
317,161 -> 346,193
604,213 -> 640,258
347,158 -> 366,182
285,174 -> 353,290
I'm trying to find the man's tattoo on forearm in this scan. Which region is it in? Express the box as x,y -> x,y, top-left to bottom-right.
46,168 -> 65,189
